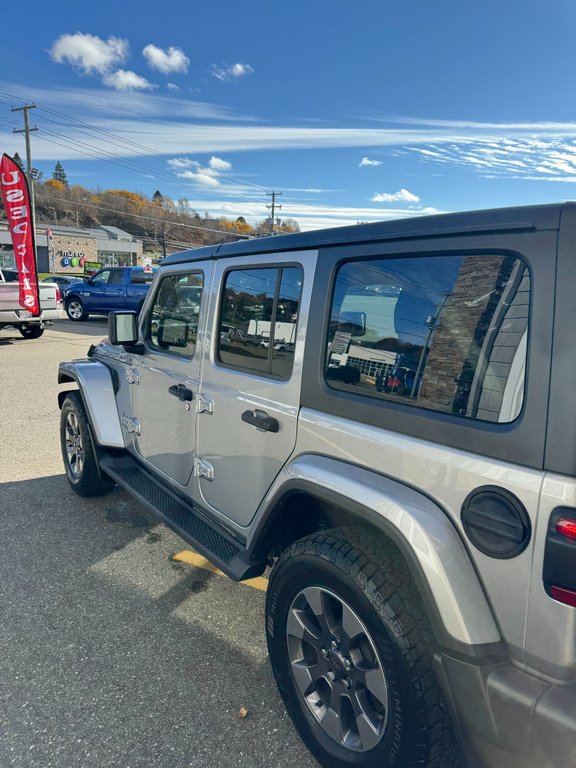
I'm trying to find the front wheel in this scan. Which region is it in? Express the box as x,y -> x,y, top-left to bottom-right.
65,298 -> 88,321
60,392 -> 115,497
18,324 -> 44,339
265,528 -> 458,768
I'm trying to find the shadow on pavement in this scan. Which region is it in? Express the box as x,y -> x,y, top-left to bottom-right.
51,317 -> 109,338
0,473 -> 316,768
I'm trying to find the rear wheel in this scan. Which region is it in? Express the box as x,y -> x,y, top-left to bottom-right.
265,528 -> 458,768
60,392 -> 115,497
65,298 -> 88,321
18,324 -> 44,339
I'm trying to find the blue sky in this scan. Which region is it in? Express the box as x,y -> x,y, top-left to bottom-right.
2,0 -> 576,231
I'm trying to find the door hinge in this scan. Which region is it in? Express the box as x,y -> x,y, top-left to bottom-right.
193,457 -> 214,481
125,367 -> 141,384
121,414 -> 141,435
196,394 -> 214,415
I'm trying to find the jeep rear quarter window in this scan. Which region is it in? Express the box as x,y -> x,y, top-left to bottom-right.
217,266 -> 302,379
325,253 -> 530,423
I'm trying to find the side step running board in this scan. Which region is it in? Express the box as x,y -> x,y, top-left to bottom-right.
100,454 -> 265,582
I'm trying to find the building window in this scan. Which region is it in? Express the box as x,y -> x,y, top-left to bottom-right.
0,244 -> 15,268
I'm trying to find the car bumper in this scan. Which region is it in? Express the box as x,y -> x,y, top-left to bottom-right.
442,655 -> 576,768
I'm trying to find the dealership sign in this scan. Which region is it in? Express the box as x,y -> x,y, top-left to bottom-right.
0,153 -> 40,315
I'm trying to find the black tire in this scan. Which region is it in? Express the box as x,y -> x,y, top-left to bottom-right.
266,528 -> 459,768
18,324 -> 44,339
60,392 -> 115,497
65,297 -> 88,321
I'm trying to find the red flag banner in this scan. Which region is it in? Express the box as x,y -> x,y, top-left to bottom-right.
0,153 -> 40,316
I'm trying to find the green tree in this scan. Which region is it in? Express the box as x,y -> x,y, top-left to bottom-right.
13,152 -> 24,168
152,190 -> 164,205
52,161 -> 68,187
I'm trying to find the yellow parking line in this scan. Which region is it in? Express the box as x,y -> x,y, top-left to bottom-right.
172,550 -> 268,592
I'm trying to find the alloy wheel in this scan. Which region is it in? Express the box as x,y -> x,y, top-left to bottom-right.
65,411 -> 84,479
286,586 -> 389,752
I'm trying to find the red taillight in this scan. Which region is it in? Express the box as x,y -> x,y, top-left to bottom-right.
56,287 -> 61,303
549,585 -> 576,608
557,517 -> 576,541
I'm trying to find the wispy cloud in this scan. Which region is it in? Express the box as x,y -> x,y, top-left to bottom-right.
49,33 -> 128,75
12,77 -> 576,187
359,157 -> 382,167
210,62 -> 254,81
180,198 -> 444,231
142,44 -> 189,75
402,136 -> 576,182
372,188 -> 420,203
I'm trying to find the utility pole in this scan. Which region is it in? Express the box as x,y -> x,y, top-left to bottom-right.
12,103 -> 38,248
266,191 -> 282,234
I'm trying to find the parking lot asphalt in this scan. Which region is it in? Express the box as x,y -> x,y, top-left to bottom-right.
0,319 -> 317,768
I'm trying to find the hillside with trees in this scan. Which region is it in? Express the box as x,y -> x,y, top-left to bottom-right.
1,161 -> 299,254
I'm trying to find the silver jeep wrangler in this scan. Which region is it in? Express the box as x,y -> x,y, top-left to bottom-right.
58,204 -> 576,768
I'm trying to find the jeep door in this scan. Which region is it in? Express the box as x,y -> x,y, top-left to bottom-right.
129,263 -> 209,486
195,252 -> 315,527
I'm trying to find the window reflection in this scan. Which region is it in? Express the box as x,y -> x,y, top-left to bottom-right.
326,254 -> 529,423
218,266 -> 302,377
148,272 -> 203,357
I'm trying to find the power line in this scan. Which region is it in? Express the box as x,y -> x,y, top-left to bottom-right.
0,90 -> 299,232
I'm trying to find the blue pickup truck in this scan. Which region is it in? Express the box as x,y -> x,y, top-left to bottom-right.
63,266 -> 156,321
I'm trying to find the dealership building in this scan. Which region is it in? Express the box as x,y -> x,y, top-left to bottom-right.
0,223 -> 144,274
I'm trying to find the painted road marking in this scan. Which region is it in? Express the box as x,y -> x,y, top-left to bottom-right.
173,550 -> 269,592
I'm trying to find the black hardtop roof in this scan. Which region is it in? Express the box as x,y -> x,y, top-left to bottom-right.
162,202 -> 570,266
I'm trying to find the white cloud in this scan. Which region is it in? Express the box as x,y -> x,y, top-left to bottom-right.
181,198 -> 445,231
209,156 -> 232,171
359,157 -> 382,167
102,70 -> 154,91
210,62 -> 254,81
168,157 -> 196,169
142,44 -> 189,74
167,83 -> 179,91
372,189 -> 420,203
49,33 -> 128,75
178,171 -> 220,187
171,156 -> 233,188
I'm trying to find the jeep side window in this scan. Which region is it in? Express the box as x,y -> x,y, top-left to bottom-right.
148,272 -> 204,358
217,266 -> 303,378
326,254 -> 530,423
